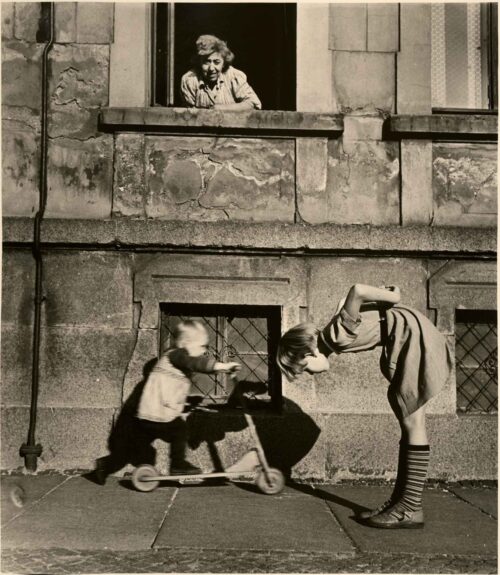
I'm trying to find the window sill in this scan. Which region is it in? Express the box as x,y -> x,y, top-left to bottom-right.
99,107 -> 344,137
384,113 -> 498,142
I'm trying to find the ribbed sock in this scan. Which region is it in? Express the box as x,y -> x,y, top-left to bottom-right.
397,444 -> 430,513
388,440 -> 408,504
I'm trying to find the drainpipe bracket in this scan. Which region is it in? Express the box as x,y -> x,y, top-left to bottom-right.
20,443 -> 43,457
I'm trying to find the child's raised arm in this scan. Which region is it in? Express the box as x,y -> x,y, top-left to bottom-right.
343,284 -> 401,319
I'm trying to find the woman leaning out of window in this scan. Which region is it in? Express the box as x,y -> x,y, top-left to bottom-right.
180,35 -> 262,110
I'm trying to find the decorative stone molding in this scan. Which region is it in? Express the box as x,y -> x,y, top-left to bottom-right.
429,260 -> 497,334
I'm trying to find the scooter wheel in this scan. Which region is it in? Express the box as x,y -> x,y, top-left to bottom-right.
255,468 -> 285,495
131,465 -> 160,492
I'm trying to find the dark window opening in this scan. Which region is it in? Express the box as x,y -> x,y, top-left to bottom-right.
431,3 -> 498,112
455,309 -> 497,414
160,303 -> 282,411
152,3 -> 296,111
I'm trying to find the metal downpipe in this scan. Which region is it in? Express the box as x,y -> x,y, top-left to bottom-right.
20,3 -> 55,472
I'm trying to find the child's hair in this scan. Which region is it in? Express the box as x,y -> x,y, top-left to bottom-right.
276,322 -> 319,381
172,320 -> 207,349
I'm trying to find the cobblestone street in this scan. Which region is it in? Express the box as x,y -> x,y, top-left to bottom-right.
1,547 -> 497,574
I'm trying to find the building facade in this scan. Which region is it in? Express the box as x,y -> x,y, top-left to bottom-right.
2,2 -> 497,480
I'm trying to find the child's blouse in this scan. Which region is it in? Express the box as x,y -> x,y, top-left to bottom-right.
319,299 -> 384,354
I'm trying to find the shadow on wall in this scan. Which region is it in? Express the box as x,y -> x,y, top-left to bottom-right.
85,367 -> 321,482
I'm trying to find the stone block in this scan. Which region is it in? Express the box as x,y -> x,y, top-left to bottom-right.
401,140 -> 433,225
49,44 -> 109,138
14,2 -> 40,42
144,136 -> 295,222
2,3 -> 14,39
36,327 -> 135,408
122,328 -> 159,402
109,3 -> 148,107
296,137 -> 328,224
55,2 -> 77,43
329,3 -> 366,51
43,252 -> 133,328
332,51 -> 395,113
1,326 -> 33,405
76,2 -> 114,44
1,250 -> 35,326
433,143 -> 497,227
342,116 -> 384,142
113,134 -> 147,217
2,120 -> 40,216
323,139 -> 399,224
397,4 -> 431,114
367,3 -> 399,52
296,3 -> 332,113
2,41 -> 43,109
46,136 -> 113,219
1,407 -> 114,470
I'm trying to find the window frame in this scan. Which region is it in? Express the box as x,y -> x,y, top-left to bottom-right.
431,2 -> 498,114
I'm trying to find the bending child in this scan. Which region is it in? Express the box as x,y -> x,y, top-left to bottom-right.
277,284 -> 452,529
135,320 -> 240,475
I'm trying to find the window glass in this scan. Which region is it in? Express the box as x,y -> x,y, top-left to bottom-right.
160,303 -> 282,410
431,3 -> 498,110
153,3 -> 296,111
455,309 -> 497,414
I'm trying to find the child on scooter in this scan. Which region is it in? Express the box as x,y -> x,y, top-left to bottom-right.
276,284 -> 452,529
135,320 -> 241,475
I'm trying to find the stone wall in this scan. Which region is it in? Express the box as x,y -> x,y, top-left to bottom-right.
1,2 -> 497,479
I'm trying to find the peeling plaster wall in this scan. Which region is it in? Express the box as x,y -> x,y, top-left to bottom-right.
1,2 -> 497,479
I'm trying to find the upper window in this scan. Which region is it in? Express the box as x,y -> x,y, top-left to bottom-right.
431,3 -> 498,111
152,3 -> 296,111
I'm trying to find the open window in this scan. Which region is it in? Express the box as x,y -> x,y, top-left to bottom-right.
431,3 -> 498,112
160,303 -> 283,411
152,3 -> 296,111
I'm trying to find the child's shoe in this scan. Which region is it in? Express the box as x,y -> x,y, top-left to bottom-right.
357,499 -> 393,520
170,460 -> 202,476
365,505 -> 424,529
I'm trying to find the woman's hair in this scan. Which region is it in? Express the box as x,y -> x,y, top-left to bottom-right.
192,34 -> 234,70
172,320 -> 207,348
276,323 -> 319,381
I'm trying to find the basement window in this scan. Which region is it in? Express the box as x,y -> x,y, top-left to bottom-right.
151,3 -> 296,111
160,303 -> 282,411
455,309 -> 497,414
431,3 -> 498,111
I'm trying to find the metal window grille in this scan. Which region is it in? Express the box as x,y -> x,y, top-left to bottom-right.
160,304 -> 282,410
455,310 -> 497,413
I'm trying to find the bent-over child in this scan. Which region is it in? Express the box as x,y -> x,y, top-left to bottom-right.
277,284 -> 452,529
135,320 -> 240,475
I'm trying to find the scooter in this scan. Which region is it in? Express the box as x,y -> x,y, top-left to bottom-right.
130,379 -> 285,495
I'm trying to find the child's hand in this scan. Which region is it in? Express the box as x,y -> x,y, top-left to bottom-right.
217,362 -> 241,374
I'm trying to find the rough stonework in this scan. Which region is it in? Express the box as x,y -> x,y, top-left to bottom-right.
318,139 -> 399,224
1,2 -> 14,40
13,2 -> 40,43
46,136 -> 114,218
113,134 -> 147,218
433,143 -> 497,227
49,44 -> 110,139
2,40 -> 43,109
116,136 -> 296,222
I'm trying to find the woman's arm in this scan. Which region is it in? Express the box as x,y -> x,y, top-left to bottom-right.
213,101 -> 255,111
343,284 -> 401,319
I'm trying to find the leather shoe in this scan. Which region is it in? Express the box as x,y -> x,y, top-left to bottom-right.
357,499 -> 393,520
364,506 -> 424,529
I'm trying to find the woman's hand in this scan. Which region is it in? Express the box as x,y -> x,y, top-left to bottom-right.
214,362 -> 241,374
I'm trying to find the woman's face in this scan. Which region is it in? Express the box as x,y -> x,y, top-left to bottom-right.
200,52 -> 224,84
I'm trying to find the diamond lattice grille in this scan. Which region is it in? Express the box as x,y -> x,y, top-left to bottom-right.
455,311 -> 497,413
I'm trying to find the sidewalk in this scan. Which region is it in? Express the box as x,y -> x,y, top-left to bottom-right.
1,473 -> 497,574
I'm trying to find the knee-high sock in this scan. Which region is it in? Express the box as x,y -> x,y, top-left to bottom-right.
388,440 -> 408,503
397,444 -> 430,512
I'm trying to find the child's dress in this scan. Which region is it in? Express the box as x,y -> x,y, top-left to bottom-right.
318,302 -> 452,417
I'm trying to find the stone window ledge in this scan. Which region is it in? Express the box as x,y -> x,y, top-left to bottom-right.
99,107 -> 344,137
384,114 -> 498,141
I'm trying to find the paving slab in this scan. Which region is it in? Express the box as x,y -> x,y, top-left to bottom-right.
314,485 -> 497,558
155,483 -> 355,555
1,474 -> 67,525
1,476 -> 173,551
447,486 -> 497,519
